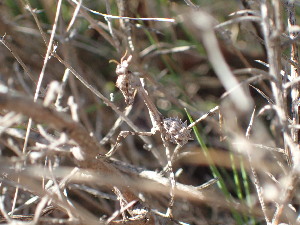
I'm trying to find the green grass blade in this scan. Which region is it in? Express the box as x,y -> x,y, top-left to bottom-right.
185,109 -> 244,224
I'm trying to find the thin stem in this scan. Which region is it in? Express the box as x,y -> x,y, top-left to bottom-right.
69,0 -> 175,22
260,0 -> 292,165
246,108 -> 270,223
287,1 -> 300,149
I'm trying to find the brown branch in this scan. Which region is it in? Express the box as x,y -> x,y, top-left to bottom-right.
0,92 -> 146,219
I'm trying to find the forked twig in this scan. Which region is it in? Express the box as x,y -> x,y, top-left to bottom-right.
245,107 -> 270,224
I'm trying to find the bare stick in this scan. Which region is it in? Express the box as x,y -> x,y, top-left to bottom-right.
66,0 -> 82,32
182,0 -> 200,9
69,0 -> 175,22
117,0 -> 135,52
55,69 -> 71,110
67,0 -> 116,48
100,105 -> 133,145
105,131 -> 155,157
260,0 -> 292,165
105,0 -> 120,51
0,35 -> 38,86
186,10 -> 252,112
0,91 -> 150,217
271,170 -> 299,225
22,0 -> 62,157
245,107 -> 270,223
287,1 -> 300,148
7,1 -> 63,220
0,92 -> 106,157
188,106 -> 219,129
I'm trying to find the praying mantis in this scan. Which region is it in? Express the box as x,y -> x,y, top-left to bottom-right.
109,51 -> 217,217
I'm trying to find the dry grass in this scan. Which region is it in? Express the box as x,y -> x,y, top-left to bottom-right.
0,0 -> 299,224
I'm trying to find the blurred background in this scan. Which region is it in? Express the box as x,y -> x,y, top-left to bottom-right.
0,0 -> 299,224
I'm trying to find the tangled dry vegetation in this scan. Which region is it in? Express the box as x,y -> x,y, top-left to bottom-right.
1,0 -> 300,224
